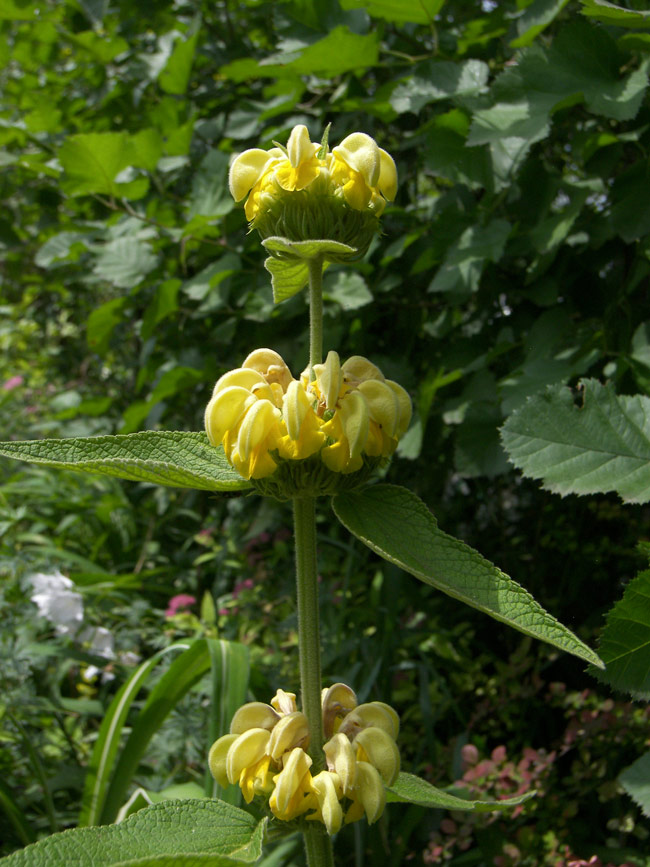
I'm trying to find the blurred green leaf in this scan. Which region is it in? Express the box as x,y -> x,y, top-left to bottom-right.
580,0 -> 650,28
92,238 -> 159,289
58,133 -> 150,199
87,298 -> 129,356
429,220 -> 511,294
510,0 -> 571,48
501,380 -> 650,504
391,59 -> 489,114
159,28 -> 200,95
332,484 -> 603,667
340,0 -> 445,25
323,271 -> 372,310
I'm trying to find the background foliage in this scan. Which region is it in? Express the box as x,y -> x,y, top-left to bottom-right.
2,0 -> 650,864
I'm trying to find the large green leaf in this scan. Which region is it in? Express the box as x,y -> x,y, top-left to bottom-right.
262,237 -> 356,303
332,484 -> 603,667
79,643 -> 192,827
0,432 -> 251,492
387,772 -> 535,812
0,800 -> 265,866
593,566 -> 650,699
501,379 -> 650,504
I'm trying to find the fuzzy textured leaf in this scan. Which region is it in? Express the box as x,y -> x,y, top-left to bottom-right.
387,772 -> 535,812
0,432 -> 251,492
501,379 -> 650,504
332,484 -> 602,667
0,800 -> 264,866
593,567 -> 650,699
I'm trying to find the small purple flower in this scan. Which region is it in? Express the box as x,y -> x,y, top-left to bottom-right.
3,375 -> 24,391
165,594 -> 196,618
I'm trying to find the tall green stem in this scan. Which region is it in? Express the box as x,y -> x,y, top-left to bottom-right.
292,254 -> 334,867
308,255 -> 324,369
292,496 -> 324,767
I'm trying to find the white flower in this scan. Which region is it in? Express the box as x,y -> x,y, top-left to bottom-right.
80,626 -> 115,659
29,570 -> 84,635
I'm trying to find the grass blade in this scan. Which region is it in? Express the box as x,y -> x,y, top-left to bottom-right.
78,642 -> 191,827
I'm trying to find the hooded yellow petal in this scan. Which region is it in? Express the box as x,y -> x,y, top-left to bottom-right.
229,702 -> 280,735
237,399 -> 281,462
357,379 -> 401,438
308,771 -> 343,835
354,726 -> 400,786
204,386 -> 254,446
208,733 -> 238,787
333,133 -> 380,187
226,728 -> 271,785
286,124 -> 320,168
323,732 -> 357,795
268,711 -> 310,761
229,149 -> 274,202
378,148 -> 397,201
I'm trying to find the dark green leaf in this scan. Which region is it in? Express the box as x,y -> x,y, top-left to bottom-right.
332,484 -> 603,667
593,567 -> 650,699
387,772 -> 536,812
620,751 -> 650,817
501,380 -> 650,504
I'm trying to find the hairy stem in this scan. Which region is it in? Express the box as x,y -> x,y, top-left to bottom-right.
293,496 -> 324,765
308,255 -> 324,369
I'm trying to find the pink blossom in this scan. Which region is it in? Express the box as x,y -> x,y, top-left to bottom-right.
2,375 -> 23,391
461,744 -> 479,765
165,594 -> 196,618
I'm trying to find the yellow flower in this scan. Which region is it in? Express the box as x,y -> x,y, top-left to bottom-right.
227,124 -> 397,251
208,684 -> 400,834
205,348 -> 411,495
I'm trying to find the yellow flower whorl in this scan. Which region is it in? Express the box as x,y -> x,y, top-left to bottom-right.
208,684 -> 400,835
228,125 -> 397,255
204,348 -> 412,498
